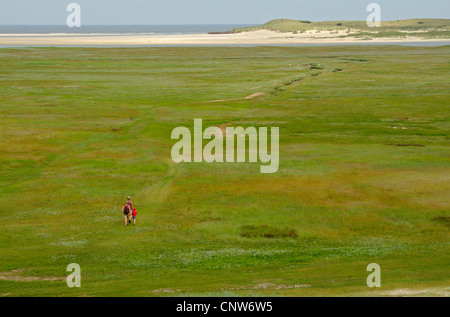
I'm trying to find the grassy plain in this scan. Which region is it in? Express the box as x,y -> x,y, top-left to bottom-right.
0,46 -> 449,296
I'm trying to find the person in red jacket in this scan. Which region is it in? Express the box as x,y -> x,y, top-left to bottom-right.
132,208 -> 137,226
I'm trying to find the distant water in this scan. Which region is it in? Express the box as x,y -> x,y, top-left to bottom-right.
0,25 -> 254,35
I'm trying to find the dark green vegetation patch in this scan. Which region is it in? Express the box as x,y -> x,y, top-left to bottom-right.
241,225 -> 298,239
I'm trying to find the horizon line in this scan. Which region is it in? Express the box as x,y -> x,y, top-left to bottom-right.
1,18 -> 449,27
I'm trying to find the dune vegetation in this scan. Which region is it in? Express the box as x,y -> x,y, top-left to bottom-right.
233,18 -> 450,39
0,46 -> 449,296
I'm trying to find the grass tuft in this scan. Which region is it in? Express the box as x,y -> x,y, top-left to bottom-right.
433,216 -> 450,228
240,225 -> 298,239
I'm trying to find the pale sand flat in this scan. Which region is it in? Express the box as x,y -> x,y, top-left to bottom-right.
0,30 -> 449,46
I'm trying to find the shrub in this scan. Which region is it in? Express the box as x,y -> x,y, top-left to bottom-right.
240,225 -> 298,239
433,216 -> 450,227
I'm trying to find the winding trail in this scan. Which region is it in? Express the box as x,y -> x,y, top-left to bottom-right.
143,161 -> 179,205
205,92 -> 266,103
143,66 -> 339,205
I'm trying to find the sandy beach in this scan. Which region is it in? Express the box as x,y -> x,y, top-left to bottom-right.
1,30 -> 449,46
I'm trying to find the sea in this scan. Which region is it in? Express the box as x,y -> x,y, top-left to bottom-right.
0,25 -> 253,35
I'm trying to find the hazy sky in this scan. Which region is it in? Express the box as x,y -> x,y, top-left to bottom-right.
0,0 -> 449,25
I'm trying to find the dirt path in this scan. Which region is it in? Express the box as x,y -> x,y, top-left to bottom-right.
0,269 -> 63,282
379,287 -> 449,297
205,92 -> 266,103
143,161 -> 179,204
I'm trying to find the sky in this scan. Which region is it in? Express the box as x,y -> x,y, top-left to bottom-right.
0,0 -> 449,25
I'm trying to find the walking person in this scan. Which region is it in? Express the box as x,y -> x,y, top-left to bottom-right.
122,203 -> 131,227
132,208 -> 137,226
126,196 -> 133,224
